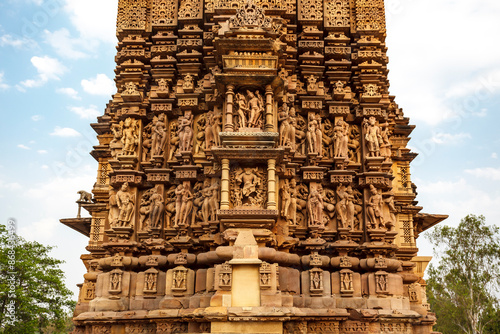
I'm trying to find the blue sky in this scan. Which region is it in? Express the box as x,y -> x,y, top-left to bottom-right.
0,0 -> 499,298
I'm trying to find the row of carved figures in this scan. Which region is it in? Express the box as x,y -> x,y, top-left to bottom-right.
108,113 -> 389,164
106,180 -> 396,234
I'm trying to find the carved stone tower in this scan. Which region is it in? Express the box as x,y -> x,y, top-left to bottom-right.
61,0 -> 447,333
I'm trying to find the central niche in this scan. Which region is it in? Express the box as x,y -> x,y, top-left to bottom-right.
229,165 -> 268,209
233,88 -> 265,132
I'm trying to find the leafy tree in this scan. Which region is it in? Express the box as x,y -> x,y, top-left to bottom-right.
426,214 -> 500,334
0,222 -> 75,333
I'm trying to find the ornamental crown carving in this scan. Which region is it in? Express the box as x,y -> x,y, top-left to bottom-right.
229,0 -> 272,30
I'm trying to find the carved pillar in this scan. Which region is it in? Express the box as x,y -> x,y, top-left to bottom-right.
225,85 -> 235,132
220,159 -> 230,209
265,85 -> 274,132
267,159 -> 277,210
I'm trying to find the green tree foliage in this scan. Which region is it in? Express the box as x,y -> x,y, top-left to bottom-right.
0,222 -> 75,333
427,214 -> 500,334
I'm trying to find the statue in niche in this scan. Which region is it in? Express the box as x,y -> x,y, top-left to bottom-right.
177,183 -> 193,227
109,271 -> 122,292
281,179 -> 297,226
306,75 -> 318,92
348,125 -> 361,163
145,272 -> 157,292
233,167 -> 266,208
164,185 -> 177,228
168,121 -> 179,161
182,74 -> 194,92
201,180 -> 219,222
384,191 -> 397,231
121,118 -> 139,156
108,189 -> 119,227
363,116 -> 382,157
178,111 -> 194,152
323,188 -> 336,228
279,103 -> 296,150
380,123 -> 391,158
367,185 -> 384,229
334,119 -> 349,158
194,114 -> 206,155
192,181 -> 204,225
235,93 -> 248,128
352,188 -> 363,230
205,110 -> 218,149
157,78 -> 169,94
151,114 -> 168,156
110,122 -> 123,159
173,184 -> 184,228
307,185 -> 324,228
116,182 -> 135,227
341,271 -> 353,292
142,122 -> 153,161
336,185 -> 355,229
234,90 -> 264,130
294,114 -> 307,155
307,114 -> 322,156
139,188 -> 153,230
376,273 -> 387,292
123,81 -> 139,95
322,119 -> 334,159
150,185 -> 164,228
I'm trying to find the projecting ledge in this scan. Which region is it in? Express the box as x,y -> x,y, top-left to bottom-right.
60,218 -> 91,237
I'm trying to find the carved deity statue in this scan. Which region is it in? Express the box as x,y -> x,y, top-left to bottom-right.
363,116 -> 382,157
175,183 -> 193,228
279,103 -> 296,150
201,181 -> 219,222
233,167 -> 265,207
116,182 -> 135,227
307,114 -> 322,156
149,185 -> 164,228
121,118 -> 139,156
367,185 -> 384,229
151,114 -> 168,156
168,121 -> 179,161
108,189 -> 119,227
110,122 -> 123,159
182,74 -> 194,92
234,90 -> 264,130
333,119 -> 349,158
335,185 -> 355,229
281,179 -> 298,226
178,111 -> 194,152
307,185 -> 324,227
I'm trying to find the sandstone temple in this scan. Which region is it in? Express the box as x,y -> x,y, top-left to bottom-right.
61,0 -> 447,333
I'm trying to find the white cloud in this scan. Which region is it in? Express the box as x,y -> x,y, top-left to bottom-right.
41,165 -> 49,169
430,132 -> 471,145
81,73 -> 115,96
20,56 -> 67,88
17,144 -> 30,150
0,72 -> 9,90
37,150 -> 48,154
0,34 -> 37,49
491,153 -> 498,159
69,105 -> 100,119
386,0 -> 500,126
43,28 -> 93,59
31,114 -> 43,121
57,87 -> 80,100
50,126 -> 81,137
63,0 -> 118,45
415,176 -> 500,236
465,167 -> 500,181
